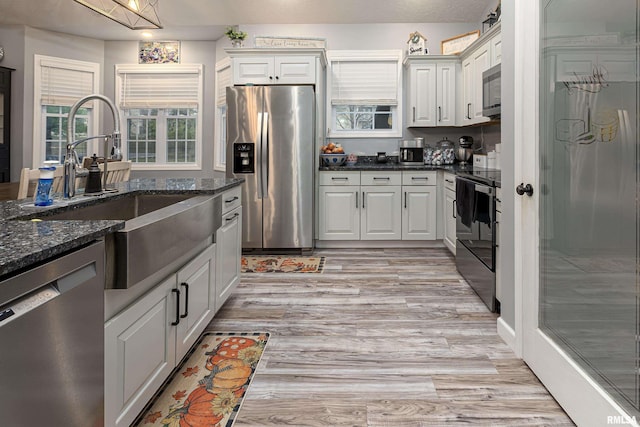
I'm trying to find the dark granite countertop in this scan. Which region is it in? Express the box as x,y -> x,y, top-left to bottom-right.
320,160 -> 501,187
0,177 -> 244,278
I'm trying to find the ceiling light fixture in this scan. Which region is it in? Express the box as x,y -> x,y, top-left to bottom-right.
73,0 -> 163,30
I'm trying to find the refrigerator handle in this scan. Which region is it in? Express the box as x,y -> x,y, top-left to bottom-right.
261,112 -> 269,196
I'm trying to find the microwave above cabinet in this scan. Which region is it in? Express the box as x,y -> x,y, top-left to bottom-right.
482,64 -> 501,119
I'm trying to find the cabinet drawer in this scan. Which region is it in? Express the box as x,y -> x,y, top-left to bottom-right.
361,171 -> 401,186
402,171 -> 436,186
443,172 -> 456,191
221,186 -> 242,214
320,171 -> 360,186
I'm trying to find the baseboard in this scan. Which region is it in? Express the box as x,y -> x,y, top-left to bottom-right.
314,240 -> 446,249
497,316 -> 517,353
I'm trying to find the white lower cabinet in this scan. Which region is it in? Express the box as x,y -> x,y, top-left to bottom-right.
401,171 -> 437,240
318,186 -> 360,240
361,186 -> 402,240
443,172 -> 457,254
105,244 -> 216,427
216,206 -> 242,311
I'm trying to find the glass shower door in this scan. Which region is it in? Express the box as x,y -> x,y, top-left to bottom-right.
539,0 -> 639,417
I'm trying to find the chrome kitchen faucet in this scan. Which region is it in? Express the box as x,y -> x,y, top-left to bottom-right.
64,94 -> 122,198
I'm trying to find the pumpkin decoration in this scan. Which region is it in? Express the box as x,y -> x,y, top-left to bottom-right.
162,385 -> 224,427
200,359 -> 253,393
205,337 -> 257,370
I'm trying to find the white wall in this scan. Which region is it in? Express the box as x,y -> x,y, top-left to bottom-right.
104,40 -> 217,178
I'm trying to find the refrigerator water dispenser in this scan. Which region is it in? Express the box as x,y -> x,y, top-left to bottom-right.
233,143 -> 255,174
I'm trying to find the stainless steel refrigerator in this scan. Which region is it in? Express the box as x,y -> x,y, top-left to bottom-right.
226,85 -> 315,251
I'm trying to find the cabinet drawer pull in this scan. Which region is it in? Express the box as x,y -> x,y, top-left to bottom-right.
225,196 -> 239,203
331,177 -> 348,181
373,177 -> 390,180
225,213 -> 240,222
496,198 -> 502,203
171,288 -> 180,326
411,177 -> 428,180
180,282 -> 189,319
445,179 -> 453,184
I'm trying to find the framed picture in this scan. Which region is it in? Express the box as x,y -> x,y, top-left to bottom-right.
139,41 -> 180,64
441,31 -> 481,55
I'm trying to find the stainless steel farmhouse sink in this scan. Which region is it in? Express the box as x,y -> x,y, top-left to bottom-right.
37,193 -> 222,289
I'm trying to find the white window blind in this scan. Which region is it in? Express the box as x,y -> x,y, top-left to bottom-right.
117,65 -> 202,109
216,64 -> 232,107
330,53 -> 400,106
39,58 -> 97,107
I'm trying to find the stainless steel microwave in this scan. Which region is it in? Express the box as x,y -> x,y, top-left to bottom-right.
482,64 -> 501,119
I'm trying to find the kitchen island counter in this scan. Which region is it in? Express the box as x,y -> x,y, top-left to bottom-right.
0,177 -> 244,277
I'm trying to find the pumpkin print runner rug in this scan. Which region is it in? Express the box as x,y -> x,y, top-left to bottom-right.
242,255 -> 325,273
133,332 -> 269,427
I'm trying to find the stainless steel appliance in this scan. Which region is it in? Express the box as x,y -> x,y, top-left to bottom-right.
482,64 -> 501,119
0,241 -> 105,426
226,85 -> 314,252
399,139 -> 425,165
455,172 -> 499,312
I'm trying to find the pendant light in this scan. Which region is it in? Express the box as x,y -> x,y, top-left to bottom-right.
73,0 -> 162,30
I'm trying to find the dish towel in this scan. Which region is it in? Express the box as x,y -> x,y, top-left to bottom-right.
456,178 -> 475,228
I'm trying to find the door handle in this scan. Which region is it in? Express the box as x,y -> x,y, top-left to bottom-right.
355,191 -> 358,209
516,183 -> 534,197
180,282 -> 189,319
453,199 -> 457,218
438,106 -> 442,122
362,192 -> 365,209
404,191 -> 407,209
413,107 -> 416,122
225,196 -> 239,204
171,288 -> 180,325
467,103 -> 471,119
226,212 -> 240,222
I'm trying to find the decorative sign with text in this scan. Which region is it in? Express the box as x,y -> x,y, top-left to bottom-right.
441,31 -> 480,55
254,36 -> 326,49
407,31 -> 428,56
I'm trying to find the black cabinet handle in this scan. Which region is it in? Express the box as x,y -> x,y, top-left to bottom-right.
362,192 -> 365,209
331,177 -> 348,181
269,76 -> 273,80
438,106 -> 442,122
411,176 -> 428,181
225,196 -> 239,204
453,199 -> 457,219
467,103 -> 472,119
445,179 -> 453,184
180,282 -> 189,319
171,288 -> 180,326
355,191 -> 358,209
226,213 -> 240,222
373,177 -> 390,180
275,76 -> 280,80
413,107 -> 416,122
404,191 -> 407,209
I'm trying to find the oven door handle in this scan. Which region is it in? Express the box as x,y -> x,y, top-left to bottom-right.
475,184 -> 493,195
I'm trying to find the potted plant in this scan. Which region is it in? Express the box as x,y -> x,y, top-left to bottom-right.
225,27 -> 247,48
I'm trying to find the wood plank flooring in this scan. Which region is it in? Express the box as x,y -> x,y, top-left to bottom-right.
206,248 -> 574,426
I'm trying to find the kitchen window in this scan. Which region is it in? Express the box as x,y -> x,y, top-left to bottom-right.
116,64 -> 203,170
327,50 -> 402,138
33,55 -> 100,165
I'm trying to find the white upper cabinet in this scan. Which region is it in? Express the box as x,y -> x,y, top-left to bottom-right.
406,59 -> 457,127
233,55 -> 316,85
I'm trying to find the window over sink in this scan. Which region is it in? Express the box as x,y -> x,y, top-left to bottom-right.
327,50 -> 402,138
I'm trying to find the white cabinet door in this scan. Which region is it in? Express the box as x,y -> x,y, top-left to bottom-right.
361,186 -> 402,240
436,62 -> 457,126
275,56 -> 316,84
443,188 -> 457,254
233,55 -> 315,85
408,62 -> 436,126
175,244 -> 216,358
491,33 -> 502,66
461,57 -> 474,125
105,276 -> 177,427
471,44 -> 491,122
216,206 -> 242,311
233,56 -> 274,85
319,186 -> 360,240
402,187 -> 436,240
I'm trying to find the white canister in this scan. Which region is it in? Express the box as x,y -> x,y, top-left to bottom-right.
487,151 -> 497,169
473,154 -> 488,169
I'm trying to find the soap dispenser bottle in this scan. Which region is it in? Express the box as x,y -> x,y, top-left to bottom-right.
84,154 -> 102,194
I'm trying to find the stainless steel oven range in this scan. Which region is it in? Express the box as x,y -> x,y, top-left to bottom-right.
455,171 -> 500,312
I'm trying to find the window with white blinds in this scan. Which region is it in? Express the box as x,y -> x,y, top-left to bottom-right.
327,50 -> 403,138
116,64 -> 203,170
33,55 -> 100,166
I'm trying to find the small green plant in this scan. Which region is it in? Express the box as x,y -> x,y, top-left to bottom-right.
225,27 -> 247,41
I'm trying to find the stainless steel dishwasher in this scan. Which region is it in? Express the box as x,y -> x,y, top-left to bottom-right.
0,240 -> 105,427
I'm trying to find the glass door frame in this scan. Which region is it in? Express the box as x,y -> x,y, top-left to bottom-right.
514,0 -> 638,425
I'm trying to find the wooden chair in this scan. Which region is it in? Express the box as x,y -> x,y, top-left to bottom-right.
17,166 -> 66,199
81,158 -> 132,185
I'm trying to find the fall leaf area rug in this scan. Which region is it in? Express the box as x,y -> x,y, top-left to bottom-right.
133,332 -> 269,427
241,255 -> 325,273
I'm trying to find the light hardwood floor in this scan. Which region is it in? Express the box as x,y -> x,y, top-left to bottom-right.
206,248 -> 574,426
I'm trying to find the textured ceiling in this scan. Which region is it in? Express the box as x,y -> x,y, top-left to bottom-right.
0,0 -> 495,40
